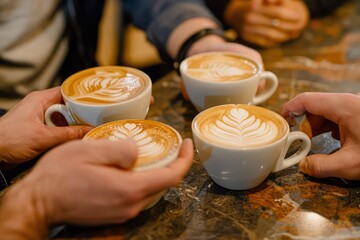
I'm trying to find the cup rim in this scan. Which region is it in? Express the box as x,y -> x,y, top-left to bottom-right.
191,104 -> 290,150
61,66 -> 152,107
83,119 -> 183,171
179,51 -> 263,84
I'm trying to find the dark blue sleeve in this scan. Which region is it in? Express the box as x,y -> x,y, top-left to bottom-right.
122,0 -> 221,60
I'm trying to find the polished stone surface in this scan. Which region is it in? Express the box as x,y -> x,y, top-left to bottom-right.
54,1 -> 360,239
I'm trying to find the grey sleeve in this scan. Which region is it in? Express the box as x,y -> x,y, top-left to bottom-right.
122,0 -> 221,60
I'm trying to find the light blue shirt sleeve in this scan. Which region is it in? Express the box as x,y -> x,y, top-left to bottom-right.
122,0 -> 220,60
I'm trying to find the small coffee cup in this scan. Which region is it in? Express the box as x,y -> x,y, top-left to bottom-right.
180,52 -> 278,111
191,104 -> 311,190
45,66 -> 152,127
83,119 -> 183,209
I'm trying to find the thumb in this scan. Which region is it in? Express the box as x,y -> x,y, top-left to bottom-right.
84,139 -> 138,169
299,149 -> 360,180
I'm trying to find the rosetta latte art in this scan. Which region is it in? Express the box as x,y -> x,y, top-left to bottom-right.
203,108 -> 279,147
108,123 -> 169,167
186,55 -> 257,82
188,61 -> 250,82
69,70 -> 144,103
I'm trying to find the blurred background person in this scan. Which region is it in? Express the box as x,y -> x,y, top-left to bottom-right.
0,0 -> 263,195
205,0 -> 348,48
0,0 -> 261,110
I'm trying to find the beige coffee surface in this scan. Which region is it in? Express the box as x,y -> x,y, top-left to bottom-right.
185,53 -> 257,82
194,104 -> 288,148
84,120 -> 180,169
62,66 -> 148,104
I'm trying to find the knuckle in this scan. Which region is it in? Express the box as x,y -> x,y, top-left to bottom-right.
24,90 -> 41,101
119,182 -> 144,203
297,92 -> 312,103
127,191 -> 143,203
310,159 -> 325,178
349,153 -> 360,169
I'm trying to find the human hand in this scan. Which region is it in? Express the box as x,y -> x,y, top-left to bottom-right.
0,87 -> 93,165
0,138 -> 194,238
282,92 -> 360,180
225,0 -> 309,47
188,34 -> 262,63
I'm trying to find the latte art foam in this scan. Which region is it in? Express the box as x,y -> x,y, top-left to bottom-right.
63,67 -> 147,104
194,105 -> 287,148
185,54 -> 257,82
83,120 -> 181,169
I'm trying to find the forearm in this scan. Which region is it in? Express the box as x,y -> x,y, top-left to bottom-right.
122,0 -> 221,60
0,180 -> 49,239
166,18 -> 223,59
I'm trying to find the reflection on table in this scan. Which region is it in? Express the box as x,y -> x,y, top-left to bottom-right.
53,1 -> 360,239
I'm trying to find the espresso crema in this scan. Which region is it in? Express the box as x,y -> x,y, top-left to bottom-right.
194,105 -> 287,148
62,66 -> 148,104
184,53 -> 258,82
84,120 -> 181,169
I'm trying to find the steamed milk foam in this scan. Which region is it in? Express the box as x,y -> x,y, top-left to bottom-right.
62,66 -> 148,104
194,104 -> 287,148
84,120 -> 181,170
185,53 -> 258,82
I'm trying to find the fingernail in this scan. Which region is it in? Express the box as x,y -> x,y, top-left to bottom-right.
292,111 -> 305,117
286,112 -> 297,128
299,157 -> 309,175
184,138 -> 193,142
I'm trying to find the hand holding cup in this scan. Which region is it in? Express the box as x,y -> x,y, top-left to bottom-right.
192,104 -> 311,190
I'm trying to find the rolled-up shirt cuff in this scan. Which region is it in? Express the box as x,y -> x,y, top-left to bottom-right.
146,2 -> 222,61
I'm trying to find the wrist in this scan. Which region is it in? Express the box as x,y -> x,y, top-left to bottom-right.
167,18 -> 219,59
187,34 -> 227,57
0,179 -> 50,239
173,28 -> 230,73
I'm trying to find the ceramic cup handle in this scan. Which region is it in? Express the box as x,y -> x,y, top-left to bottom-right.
273,131 -> 311,172
251,71 -> 279,105
45,104 -> 77,126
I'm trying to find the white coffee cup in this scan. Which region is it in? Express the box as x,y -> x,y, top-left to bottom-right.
191,104 -> 311,190
83,119 -> 183,209
45,66 -> 152,127
180,52 -> 278,111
